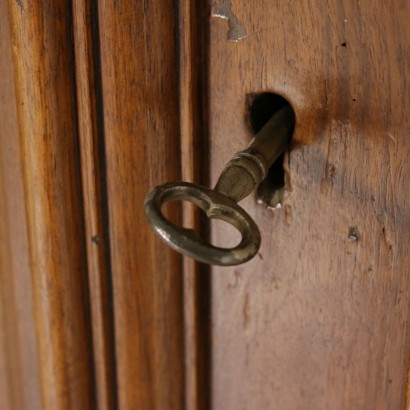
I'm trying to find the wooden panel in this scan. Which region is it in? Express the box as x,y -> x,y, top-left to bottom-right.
7,0 -> 95,408
208,0 -> 410,408
72,1 -> 116,409
98,1 -> 184,408
0,3 -> 41,409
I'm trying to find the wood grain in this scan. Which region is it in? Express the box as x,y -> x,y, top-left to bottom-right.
179,2 -> 211,409
0,3 -> 41,409
3,1 -> 408,408
7,0 -> 95,408
97,1 -> 184,408
179,0 -> 201,406
72,1 -> 116,409
0,26 -> 42,403
207,0 -> 410,408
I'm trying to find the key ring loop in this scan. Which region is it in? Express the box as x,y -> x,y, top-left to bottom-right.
144,182 -> 261,266
144,106 -> 294,265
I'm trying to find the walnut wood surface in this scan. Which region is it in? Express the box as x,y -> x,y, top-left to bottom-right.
6,0 -> 94,408
179,2 -> 211,409
0,4 -> 41,409
72,1 -> 116,409
208,1 -> 410,409
2,1 -> 188,408
97,1 -> 184,408
180,0 -> 202,406
2,1 -> 409,409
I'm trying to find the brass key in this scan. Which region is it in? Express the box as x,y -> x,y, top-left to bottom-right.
144,105 -> 295,266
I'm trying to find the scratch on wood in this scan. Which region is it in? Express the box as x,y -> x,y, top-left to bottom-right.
243,292 -> 250,329
387,132 -> 396,143
228,270 -> 242,289
15,0 -> 24,13
284,204 -> 293,225
212,0 -> 247,42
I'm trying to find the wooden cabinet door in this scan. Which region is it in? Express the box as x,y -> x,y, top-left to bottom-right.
1,1 -> 409,409
206,1 -> 410,409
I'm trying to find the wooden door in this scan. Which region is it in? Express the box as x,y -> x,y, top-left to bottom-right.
207,1 -> 410,409
0,1 -> 409,409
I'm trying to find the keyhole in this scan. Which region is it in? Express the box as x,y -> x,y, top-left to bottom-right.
248,92 -> 294,208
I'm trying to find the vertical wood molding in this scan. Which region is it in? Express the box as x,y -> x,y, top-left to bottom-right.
179,2 -> 211,410
71,1 -> 116,409
179,1 -> 200,409
7,0 -> 95,408
98,1 -> 184,408
407,347 -> 410,410
0,3 -> 41,409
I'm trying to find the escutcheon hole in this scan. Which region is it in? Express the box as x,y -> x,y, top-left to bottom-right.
247,92 -> 294,208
